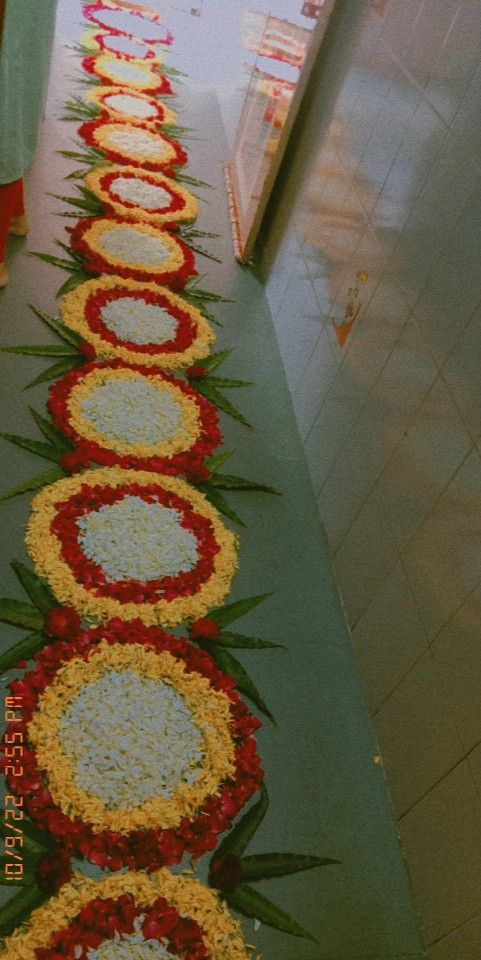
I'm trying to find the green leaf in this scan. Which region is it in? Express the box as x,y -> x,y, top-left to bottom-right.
11,560 -> 56,614
29,251 -> 78,272
0,599 -> 43,630
210,473 -> 280,495
0,433 -> 61,464
25,357 -> 81,389
19,818 -> 56,852
176,173 -> 213,189
213,785 -> 269,860
208,646 -> 275,722
209,594 -> 272,627
199,349 -> 232,371
199,484 -> 244,528
185,242 -> 222,265
0,881 -> 48,938
65,166 -> 90,180
29,305 -> 83,346
56,271 -> 90,299
28,408 -> 71,451
216,631 -> 284,650
225,885 -> 316,941
241,853 -> 339,883
0,466 -> 66,502
207,376 -> 253,388
1,344 -> 78,357
196,381 -> 254,430
205,449 -> 234,472
0,632 -> 45,675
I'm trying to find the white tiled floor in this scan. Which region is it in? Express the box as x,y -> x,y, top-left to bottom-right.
261,0 -> 481,954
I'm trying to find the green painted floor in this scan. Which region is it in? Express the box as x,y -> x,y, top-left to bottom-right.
0,34 -> 423,960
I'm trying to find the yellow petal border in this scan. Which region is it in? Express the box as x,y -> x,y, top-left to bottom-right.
28,639 -> 235,832
26,468 -> 238,626
2,870 -> 251,960
59,276 -> 216,369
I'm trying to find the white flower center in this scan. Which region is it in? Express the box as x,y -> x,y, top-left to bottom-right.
99,226 -> 171,267
93,9 -> 170,42
107,129 -> 169,161
80,378 -> 182,445
88,934 -> 175,960
102,35 -> 151,59
77,494 -> 198,583
59,668 -> 203,809
100,296 -> 178,345
110,176 -> 173,211
105,93 -> 157,120
103,61 -> 152,86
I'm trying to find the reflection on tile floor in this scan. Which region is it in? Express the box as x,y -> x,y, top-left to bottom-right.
262,0 -> 481,955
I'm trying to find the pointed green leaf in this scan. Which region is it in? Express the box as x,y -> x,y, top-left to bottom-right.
209,594 -> 272,627
56,271 -> 90,298
198,349 -> 232,371
0,881 -> 48,938
0,466 -> 66,502
207,376 -> 253,388
208,646 -> 275,722
176,173 -> 213,189
25,358 -> 81,389
29,305 -> 83,346
28,408 -> 71,451
205,449 -> 234,472
18,818 -> 56,852
186,242 -> 222,265
216,631 -> 284,650
0,433 -> 61,464
241,853 -> 339,883
225,885 -> 316,941
1,344 -> 78,357
199,484 -> 244,528
0,599 -> 43,630
210,473 -> 280,495
0,633 -> 45,675
213,785 -> 269,860
196,381 -> 254,430
29,251 -> 78,272
11,561 -> 56,614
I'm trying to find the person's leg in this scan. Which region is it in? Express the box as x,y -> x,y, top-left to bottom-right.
0,180 -> 21,286
8,178 -> 27,236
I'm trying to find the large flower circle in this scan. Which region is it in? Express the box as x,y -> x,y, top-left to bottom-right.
85,84 -> 177,127
83,3 -> 174,44
59,277 -> 215,369
84,28 -> 160,61
26,468 -> 238,625
84,165 -> 197,227
82,54 -> 172,94
80,120 -> 188,173
48,360 -> 221,476
1,870 -> 250,960
5,621 -> 262,870
70,218 -> 196,288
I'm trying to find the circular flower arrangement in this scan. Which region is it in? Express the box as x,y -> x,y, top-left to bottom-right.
85,85 -> 177,127
1,870 -> 250,960
79,120 -> 188,173
5,620 -> 262,871
26,468 -> 238,625
83,3 -> 174,45
70,218 -> 196,288
82,54 -> 172,95
86,29 -> 159,61
59,276 -> 215,369
84,165 -> 198,227
48,360 -> 221,477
